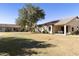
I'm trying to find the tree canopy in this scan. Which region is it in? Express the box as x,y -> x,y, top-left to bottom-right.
16,4 -> 45,31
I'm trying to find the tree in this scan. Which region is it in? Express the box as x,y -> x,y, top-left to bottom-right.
16,18 -> 27,31
16,4 -> 45,32
16,7 -> 28,31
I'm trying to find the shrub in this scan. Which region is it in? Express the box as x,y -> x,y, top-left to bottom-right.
31,29 -> 35,32
43,30 -> 48,34
71,30 -> 79,35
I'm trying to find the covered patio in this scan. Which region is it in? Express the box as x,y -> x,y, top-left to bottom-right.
54,16 -> 78,35
0,24 -> 21,32
54,25 -> 69,35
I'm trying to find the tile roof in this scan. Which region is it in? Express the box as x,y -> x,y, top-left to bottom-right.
38,20 -> 59,26
38,16 -> 79,26
55,16 -> 79,25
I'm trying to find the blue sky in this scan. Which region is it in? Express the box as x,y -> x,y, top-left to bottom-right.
0,3 -> 79,24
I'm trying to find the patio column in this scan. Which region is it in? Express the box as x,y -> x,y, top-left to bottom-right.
64,25 -> 66,35
3,28 -> 6,32
11,28 -> 14,32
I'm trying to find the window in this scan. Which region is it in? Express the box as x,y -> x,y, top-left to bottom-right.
49,26 -> 51,31
77,26 -> 78,28
72,27 -> 74,31
0,28 -> 2,30
77,26 -> 79,30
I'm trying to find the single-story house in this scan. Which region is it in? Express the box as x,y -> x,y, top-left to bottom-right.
35,16 -> 79,35
0,24 -> 21,32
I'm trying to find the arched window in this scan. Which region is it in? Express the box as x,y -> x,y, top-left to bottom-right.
77,26 -> 78,28
77,26 -> 79,31
72,27 -> 74,31
49,26 -> 51,31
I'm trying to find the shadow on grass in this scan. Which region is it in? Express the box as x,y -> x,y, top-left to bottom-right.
0,37 -> 56,56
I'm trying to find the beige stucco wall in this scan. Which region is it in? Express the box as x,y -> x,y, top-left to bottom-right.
66,18 -> 79,33
52,18 -> 79,34
36,25 -> 54,34
43,25 -> 53,34
36,17 -> 79,34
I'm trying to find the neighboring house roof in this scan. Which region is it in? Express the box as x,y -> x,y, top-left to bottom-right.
0,24 -> 21,28
38,20 -> 59,26
55,16 -> 79,25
